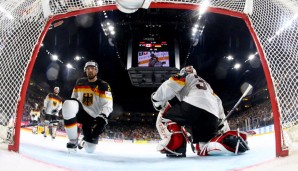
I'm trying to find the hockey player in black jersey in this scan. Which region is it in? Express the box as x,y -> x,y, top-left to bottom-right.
62,61 -> 113,153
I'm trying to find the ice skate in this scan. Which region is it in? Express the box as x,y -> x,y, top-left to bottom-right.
165,142 -> 186,158
166,153 -> 186,158
67,139 -> 78,152
78,139 -> 85,150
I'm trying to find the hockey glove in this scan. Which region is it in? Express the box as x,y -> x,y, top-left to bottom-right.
97,114 -> 108,124
51,109 -> 58,115
41,108 -> 46,115
90,114 -> 108,141
218,119 -> 230,134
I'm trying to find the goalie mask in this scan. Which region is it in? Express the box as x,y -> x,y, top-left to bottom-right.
84,61 -> 98,72
180,66 -> 197,75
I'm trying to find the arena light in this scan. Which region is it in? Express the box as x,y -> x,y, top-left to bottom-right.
51,54 -> 63,63
51,54 -> 58,61
199,0 -> 210,16
192,27 -> 198,34
248,54 -> 255,60
233,63 -> 241,70
74,56 -> 84,61
66,63 -> 75,70
115,0 -> 152,14
101,19 -> 116,38
226,55 -> 234,60
245,52 -> 258,62
191,16 -> 206,40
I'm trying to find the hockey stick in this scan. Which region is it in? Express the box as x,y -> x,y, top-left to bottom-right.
21,120 -> 61,128
219,84 -> 253,126
181,126 -> 195,153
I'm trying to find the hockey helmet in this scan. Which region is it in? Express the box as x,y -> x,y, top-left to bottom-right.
84,61 -> 98,72
54,87 -> 60,93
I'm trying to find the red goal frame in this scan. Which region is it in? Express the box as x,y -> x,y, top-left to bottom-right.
10,3 -> 287,157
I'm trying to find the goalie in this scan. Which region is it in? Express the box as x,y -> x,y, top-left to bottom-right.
152,66 -> 237,157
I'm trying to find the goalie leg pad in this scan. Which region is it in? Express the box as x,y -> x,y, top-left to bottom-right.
62,100 -> 80,141
156,120 -> 185,155
201,130 -> 249,156
155,102 -> 186,156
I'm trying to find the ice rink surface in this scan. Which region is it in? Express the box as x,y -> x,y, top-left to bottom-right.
1,129 -> 298,171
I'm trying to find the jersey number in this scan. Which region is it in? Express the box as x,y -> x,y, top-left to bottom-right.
194,75 -> 207,90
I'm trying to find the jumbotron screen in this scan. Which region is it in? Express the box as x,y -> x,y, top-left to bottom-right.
137,41 -> 169,67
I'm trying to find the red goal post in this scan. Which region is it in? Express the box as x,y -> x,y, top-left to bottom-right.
0,0 -> 297,157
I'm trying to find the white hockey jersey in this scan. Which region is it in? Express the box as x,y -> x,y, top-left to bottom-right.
44,93 -> 63,116
153,73 -> 220,118
30,109 -> 40,121
71,78 -> 113,118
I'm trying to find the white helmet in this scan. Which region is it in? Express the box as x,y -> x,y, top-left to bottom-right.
180,66 -> 197,75
54,87 -> 60,93
84,61 -> 98,72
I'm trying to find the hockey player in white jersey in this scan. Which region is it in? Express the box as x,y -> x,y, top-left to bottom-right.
30,103 -> 41,134
152,65 -> 230,157
62,60 -> 113,153
43,87 -> 63,139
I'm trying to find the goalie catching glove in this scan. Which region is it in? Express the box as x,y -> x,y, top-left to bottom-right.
151,92 -> 166,111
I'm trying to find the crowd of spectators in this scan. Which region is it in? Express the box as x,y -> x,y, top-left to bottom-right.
100,122 -> 160,141
228,100 -> 273,131
23,82 -> 274,140
22,99 -> 274,140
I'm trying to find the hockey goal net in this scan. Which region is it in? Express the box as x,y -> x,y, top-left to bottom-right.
0,0 -> 297,157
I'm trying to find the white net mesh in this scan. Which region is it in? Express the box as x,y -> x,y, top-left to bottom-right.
248,0 -> 298,149
0,0 -> 297,155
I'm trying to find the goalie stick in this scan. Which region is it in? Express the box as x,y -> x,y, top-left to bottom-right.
21,120 -> 61,128
181,126 -> 195,153
219,84 -> 253,126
